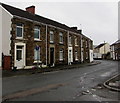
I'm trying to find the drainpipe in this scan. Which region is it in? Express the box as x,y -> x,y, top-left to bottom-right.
67,31 -> 69,65
104,41 -> 106,59
81,35 -> 82,63
46,25 -> 48,66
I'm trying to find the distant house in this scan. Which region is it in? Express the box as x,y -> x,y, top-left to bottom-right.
110,40 -> 120,60
93,43 -> 110,59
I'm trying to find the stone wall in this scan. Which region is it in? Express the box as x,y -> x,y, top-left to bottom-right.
10,17 -> 93,68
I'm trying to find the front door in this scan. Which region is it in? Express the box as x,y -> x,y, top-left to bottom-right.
68,47 -> 73,64
15,43 -> 25,69
50,48 -> 54,66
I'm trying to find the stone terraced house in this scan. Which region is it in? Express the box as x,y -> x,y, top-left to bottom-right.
110,40 -> 120,60
0,3 -> 93,70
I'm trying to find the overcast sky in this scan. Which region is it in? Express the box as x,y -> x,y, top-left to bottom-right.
1,1 -> 118,45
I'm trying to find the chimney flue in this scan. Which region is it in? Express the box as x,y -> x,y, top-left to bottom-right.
78,29 -> 82,34
26,5 -> 35,14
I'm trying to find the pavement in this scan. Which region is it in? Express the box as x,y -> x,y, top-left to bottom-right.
104,74 -> 120,92
2,61 -> 101,78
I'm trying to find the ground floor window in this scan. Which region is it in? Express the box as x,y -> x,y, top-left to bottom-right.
59,49 -> 63,61
34,46 -> 40,61
86,51 -> 88,59
75,51 -> 78,61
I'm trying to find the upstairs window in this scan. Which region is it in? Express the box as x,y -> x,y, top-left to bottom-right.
75,51 -> 78,61
81,39 -> 83,48
69,36 -> 72,45
86,40 -> 88,47
75,37 -> 78,46
59,49 -> 63,61
16,23 -> 23,38
34,26 -> 40,40
86,51 -> 88,59
50,31 -> 54,43
59,32 -> 63,44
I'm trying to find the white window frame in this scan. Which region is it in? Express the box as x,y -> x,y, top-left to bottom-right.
34,26 -> 40,41
59,32 -> 63,44
69,36 -> 72,45
16,23 -> 23,39
34,47 -> 40,62
86,40 -> 88,47
81,39 -> 83,48
75,37 -> 78,46
50,31 -> 54,43
86,51 -> 88,59
59,49 -> 63,61
75,51 -> 78,61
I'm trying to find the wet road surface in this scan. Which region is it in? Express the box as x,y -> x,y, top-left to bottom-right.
2,60 -> 119,101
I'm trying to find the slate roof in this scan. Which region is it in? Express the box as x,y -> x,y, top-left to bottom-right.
95,43 -> 106,49
111,40 -> 120,46
1,3 -> 85,36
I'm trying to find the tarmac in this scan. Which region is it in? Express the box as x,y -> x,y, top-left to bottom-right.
2,60 -> 120,92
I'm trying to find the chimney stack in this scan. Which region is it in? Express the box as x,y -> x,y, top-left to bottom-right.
26,5 -> 35,14
71,27 -> 77,30
78,29 -> 82,34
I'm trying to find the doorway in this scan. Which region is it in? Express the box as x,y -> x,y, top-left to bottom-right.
15,43 -> 26,69
50,48 -> 54,66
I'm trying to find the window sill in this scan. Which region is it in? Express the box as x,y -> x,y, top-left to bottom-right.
59,42 -> 64,45
75,59 -> 79,61
33,61 -> 42,63
34,39 -> 42,41
50,41 -> 54,44
75,45 -> 79,47
16,37 -> 23,40
59,59 -> 63,61
59,42 -> 63,44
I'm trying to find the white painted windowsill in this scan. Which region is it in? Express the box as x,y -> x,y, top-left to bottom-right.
34,61 -> 42,63
59,59 -> 63,61
75,59 -> 79,61
16,37 -> 23,39
50,41 -> 54,43
34,39 -> 42,41
75,45 -> 79,47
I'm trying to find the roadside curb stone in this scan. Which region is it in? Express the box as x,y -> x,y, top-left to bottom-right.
103,74 -> 120,92
2,61 -> 101,78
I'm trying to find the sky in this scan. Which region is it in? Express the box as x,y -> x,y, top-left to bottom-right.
0,0 -> 119,45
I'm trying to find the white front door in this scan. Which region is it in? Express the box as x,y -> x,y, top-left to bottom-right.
81,51 -> 83,62
68,47 -> 73,64
15,43 -> 26,69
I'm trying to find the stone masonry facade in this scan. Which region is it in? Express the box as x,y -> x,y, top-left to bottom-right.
10,16 -> 93,68
1,3 -> 93,69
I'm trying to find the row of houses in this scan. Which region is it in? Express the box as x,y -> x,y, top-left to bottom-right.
0,3 -> 93,70
110,40 -> 120,60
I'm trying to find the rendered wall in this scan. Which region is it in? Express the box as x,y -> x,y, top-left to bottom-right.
0,6 -> 2,67
2,5 -> 12,56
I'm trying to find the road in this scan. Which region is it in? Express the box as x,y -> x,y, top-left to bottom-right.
2,60 -> 119,102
